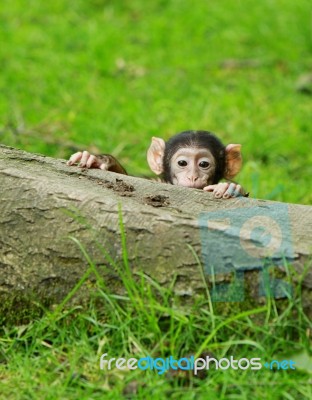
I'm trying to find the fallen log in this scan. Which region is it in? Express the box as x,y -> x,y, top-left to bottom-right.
0,145 -> 311,320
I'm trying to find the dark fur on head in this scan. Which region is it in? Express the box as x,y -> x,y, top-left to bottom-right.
163,130 -> 226,184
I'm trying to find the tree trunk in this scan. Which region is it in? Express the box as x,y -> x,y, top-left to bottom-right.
0,145 -> 311,320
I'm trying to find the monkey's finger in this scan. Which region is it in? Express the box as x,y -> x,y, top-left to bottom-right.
99,163 -> 109,170
86,155 -> 99,168
233,185 -> 242,197
214,182 -> 229,198
67,152 -> 83,166
79,151 -> 91,167
223,183 -> 237,199
203,184 -> 217,192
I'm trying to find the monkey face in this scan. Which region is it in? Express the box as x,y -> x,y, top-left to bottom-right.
169,147 -> 216,189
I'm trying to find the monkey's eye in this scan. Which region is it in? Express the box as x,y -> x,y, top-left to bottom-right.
199,161 -> 210,169
177,160 -> 188,167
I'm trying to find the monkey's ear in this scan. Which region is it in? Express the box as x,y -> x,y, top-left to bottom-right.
147,137 -> 166,175
224,144 -> 242,179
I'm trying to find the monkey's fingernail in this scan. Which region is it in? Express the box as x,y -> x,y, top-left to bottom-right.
223,194 -> 229,198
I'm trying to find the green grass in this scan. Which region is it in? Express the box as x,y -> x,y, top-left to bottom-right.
0,0 -> 311,203
0,231 -> 311,399
1,0 -> 312,398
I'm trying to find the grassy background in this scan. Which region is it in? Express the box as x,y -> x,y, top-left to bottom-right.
0,0 -> 311,203
0,0 -> 312,398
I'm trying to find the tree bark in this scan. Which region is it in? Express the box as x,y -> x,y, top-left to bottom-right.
0,145 -> 311,320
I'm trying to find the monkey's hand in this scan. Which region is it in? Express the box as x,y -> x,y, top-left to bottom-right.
203,182 -> 246,199
67,151 -> 127,174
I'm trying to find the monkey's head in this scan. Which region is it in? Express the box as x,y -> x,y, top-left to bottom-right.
147,130 -> 242,189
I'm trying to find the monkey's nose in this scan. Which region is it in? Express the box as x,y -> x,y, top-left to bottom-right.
188,176 -> 199,182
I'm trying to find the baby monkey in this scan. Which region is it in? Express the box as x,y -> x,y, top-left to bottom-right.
67,130 -> 247,198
